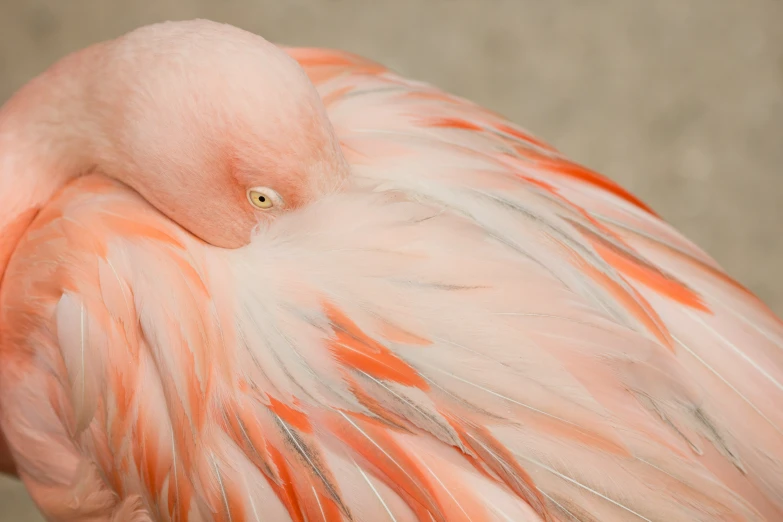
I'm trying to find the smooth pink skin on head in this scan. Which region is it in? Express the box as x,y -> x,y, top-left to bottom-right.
98,21 -> 351,247
0,19 -> 350,250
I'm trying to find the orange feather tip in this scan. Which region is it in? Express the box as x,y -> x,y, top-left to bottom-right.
322,300 -> 429,390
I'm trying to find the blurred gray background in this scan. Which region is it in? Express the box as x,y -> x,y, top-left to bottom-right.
0,1 -> 781,519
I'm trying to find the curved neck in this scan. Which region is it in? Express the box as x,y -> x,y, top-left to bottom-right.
0,43 -> 107,282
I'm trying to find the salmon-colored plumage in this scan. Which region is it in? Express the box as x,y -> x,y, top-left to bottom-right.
0,20 -> 782,522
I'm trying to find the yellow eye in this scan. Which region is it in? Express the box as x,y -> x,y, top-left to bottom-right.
247,187 -> 282,210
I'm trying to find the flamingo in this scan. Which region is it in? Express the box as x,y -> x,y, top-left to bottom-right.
0,19 -> 781,522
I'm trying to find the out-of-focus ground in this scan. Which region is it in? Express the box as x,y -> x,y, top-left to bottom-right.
0,1 -> 781,519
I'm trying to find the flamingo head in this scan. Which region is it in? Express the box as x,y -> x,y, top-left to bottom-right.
91,19 -> 350,248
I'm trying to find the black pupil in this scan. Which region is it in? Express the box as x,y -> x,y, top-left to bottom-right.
258,195 -> 266,203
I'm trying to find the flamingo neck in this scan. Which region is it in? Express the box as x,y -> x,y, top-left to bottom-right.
0,44 -> 106,283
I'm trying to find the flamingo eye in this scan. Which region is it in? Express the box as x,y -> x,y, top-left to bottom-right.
247,187 -> 282,210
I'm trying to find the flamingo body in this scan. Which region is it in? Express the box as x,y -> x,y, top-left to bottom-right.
1,22 -> 782,522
